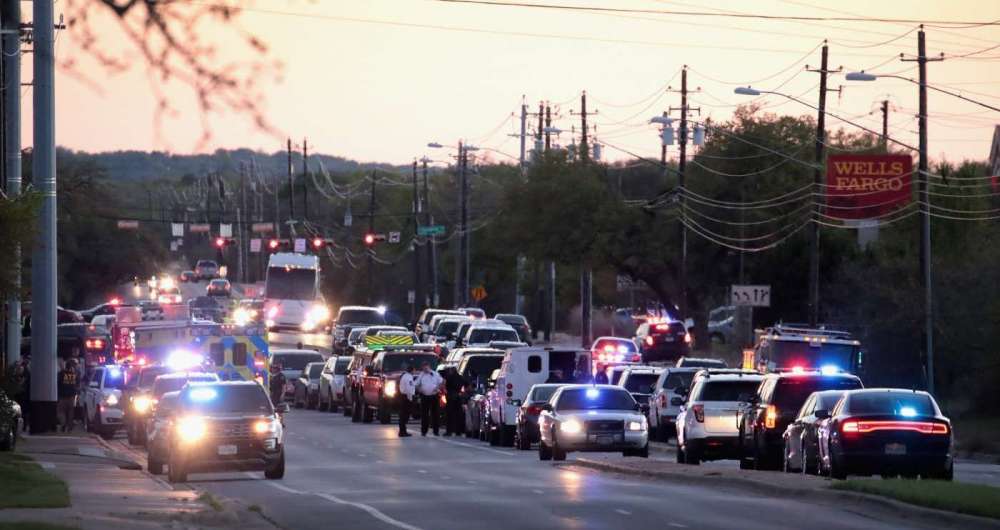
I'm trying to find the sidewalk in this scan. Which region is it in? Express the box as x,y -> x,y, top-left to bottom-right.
4,433 -> 273,530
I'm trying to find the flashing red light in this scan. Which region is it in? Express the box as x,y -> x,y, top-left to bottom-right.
109,298 -> 121,306
644,336 -> 654,346
842,420 -> 948,435
364,233 -> 376,246
791,366 -> 805,374
692,404 -> 704,423
312,238 -> 324,248
215,237 -> 226,248
268,239 -> 280,250
137,357 -> 147,366
85,339 -> 105,350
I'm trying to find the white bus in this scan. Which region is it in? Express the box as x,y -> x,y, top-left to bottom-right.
263,253 -> 330,332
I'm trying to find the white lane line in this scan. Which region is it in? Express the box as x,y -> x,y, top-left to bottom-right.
316,492 -> 424,530
432,436 -> 514,456
532,489 -> 544,495
78,447 -> 105,458
467,481 -> 477,485
417,469 -> 428,474
668,524 -> 688,528
264,481 -> 304,495
37,462 -> 55,469
615,509 -> 632,516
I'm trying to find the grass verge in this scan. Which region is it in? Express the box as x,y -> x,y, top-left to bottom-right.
197,491 -> 224,512
0,523 -> 77,530
0,453 -> 70,509
831,479 -> 1000,520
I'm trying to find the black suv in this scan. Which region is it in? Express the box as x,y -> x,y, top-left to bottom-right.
634,321 -> 690,363
167,381 -> 287,483
738,371 -> 862,470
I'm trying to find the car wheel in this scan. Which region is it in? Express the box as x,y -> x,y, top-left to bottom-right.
516,426 -> 531,450
100,425 -> 116,440
930,461 -> 954,481
362,399 -> 374,423
378,399 -> 392,424
629,443 -> 649,458
342,399 -> 352,417
539,439 -> 552,461
351,396 -> 362,423
676,445 -> 685,463
126,424 -> 137,445
148,453 -> 164,475
489,424 -> 500,446
0,425 -> 13,451
264,449 -> 285,480
500,425 -> 514,447
552,437 -> 567,461
828,450 -> 847,480
306,393 -> 316,410
167,452 -> 187,483
802,439 -> 817,475
685,445 -> 701,465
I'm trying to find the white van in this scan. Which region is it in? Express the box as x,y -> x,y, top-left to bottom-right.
486,346 -> 591,447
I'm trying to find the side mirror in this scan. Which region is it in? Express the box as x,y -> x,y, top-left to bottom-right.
670,397 -> 684,407
814,409 -> 830,420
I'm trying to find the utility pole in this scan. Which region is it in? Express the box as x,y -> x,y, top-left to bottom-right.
422,158 -> 437,306
669,67 -> 700,320
806,42 -> 840,327
545,105 -> 552,151
660,111 -> 668,166
273,168 -> 281,239
543,104 -> 555,339
30,0 -> 57,432
367,171 -> 376,305
579,91 -> 590,163
576,91 -> 593,346
3,0 -> 21,370
459,143 -> 470,307
881,99 -> 890,150
412,160 -> 422,321
519,98 -> 527,172
287,138 -> 295,221
902,26 -> 941,394
302,138 -> 308,222
240,162 -> 249,282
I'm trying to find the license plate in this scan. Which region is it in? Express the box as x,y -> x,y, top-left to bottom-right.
597,435 -> 614,445
661,336 -> 674,342
217,444 -> 238,456
884,443 -> 907,455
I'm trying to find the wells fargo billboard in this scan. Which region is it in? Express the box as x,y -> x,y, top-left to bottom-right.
826,154 -> 913,220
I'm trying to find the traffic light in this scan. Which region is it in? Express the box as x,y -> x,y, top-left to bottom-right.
267,239 -> 289,252
215,237 -> 236,248
363,233 -> 386,246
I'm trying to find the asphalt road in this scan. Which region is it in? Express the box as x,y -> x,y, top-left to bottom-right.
108,408 -> 976,530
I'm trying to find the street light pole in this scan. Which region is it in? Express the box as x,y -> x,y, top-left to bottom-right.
3,0 -> 22,370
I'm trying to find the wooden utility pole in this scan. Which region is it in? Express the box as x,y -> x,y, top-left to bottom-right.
881,99 -> 890,150
302,138 -> 308,222
367,171 -> 376,305
287,138 -> 295,220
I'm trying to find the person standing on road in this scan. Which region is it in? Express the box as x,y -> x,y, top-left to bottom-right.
57,359 -> 80,432
443,367 -> 467,436
268,363 -> 286,406
14,355 -> 31,432
398,364 -> 416,437
415,362 -> 444,436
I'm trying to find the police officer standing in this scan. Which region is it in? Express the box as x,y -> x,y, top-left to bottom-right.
57,360 -> 80,432
268,363 -> 286,406
398,364 -> 416,437
443,367 -> 467,436
415,362 -> 444,436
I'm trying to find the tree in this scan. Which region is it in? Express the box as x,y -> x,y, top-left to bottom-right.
0,193 -> 41,301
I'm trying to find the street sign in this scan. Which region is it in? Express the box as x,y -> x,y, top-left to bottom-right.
293,238 -> 306,253
249,238 -> 262,253
171,223 -> 184,237
189,223 -> 210,233
251,222 -> 274,233
344,211 -> 353,227
418,225 -> 446,237
117,220 -> 139,230
407,290 -> 415,304
470,286 -> 487,302
220,224 -> 233,238
731,285 -> 771,307
388,231 -> 401,244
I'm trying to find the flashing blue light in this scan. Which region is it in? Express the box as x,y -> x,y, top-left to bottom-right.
586,387 -> 600,399
107,366 -> 122,378
899,406 -> 917,418
190,388 -> 218,402
820,365 -> 839,376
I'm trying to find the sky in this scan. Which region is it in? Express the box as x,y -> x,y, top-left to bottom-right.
37,0 -> 1000,166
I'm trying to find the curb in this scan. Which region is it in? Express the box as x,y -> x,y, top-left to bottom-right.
89,432 -> 143,470
570,458 -> 1000,529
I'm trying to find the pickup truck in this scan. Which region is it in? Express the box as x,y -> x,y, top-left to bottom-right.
360,349 -> 440,425
80,364 -> 128,439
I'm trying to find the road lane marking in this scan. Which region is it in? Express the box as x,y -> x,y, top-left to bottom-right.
78,447 -> 105,458
615,509 -> 632,516
37,462 -> 55,469
532,489 -> 544,495
668,524 -> 688,528
417,470 -> 428,474
315,492 -> 424,530
264,481 -> 303,495
432,436 -> 514,456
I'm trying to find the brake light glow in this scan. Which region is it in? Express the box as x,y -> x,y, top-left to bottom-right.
85,339 -> 105,349
655,324 -> 670,332
603,345 -> 615,353
692,404 -> 704,422
684,332 -> 692,344
659,394 -> 667,408
791,366 -> 805,374
526,405 -> 543,415
843,420 -> 948,435
645,336 -> 654,346
765,405 -> 778,429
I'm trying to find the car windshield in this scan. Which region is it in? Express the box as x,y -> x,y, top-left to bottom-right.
434,320 -> 462,336
468,328 -> 519,344
209,280 -> 228,288
334,359 -> 350,375
138,367 -> 172,387
339,309 -> 385,325
181,385 -> 274,415
348,330 -> 367,344
496,315 -> 527,326
152,375 -> 217,397
623,373 -> 660,393
190,297 -> 219,308
272,353 -> 324,371
529,385 -> 560,403
695,380 -> 762,401
383,354 -> 439,373
846,393 -> 936,416
266,267 -> 317,300
816,392 -> 847,411
103,369 -> 127,389
461,356 -> 503,379
307,364 -> 323,378
154,394 -> 179,418
557,388 -> 636,411
664,372 -> 694,390
423,310 -> 461,324
774,377 -> 862,409
196,260 -> 216,268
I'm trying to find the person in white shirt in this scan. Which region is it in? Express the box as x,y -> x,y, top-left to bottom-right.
398,364 -> 416,437
415,362 -> 444,436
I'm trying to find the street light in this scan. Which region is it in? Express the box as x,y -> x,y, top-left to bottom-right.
845,70 -> 1000,113
733,86 -> 762,96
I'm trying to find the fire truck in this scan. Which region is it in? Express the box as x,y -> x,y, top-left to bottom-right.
744,324 -> 863,376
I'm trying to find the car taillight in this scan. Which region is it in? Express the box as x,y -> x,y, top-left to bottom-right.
684,333 -> 692,344
526,405 -> 542,415
655,324 -> 670,331
644,336 -> 654,346
692,404 -> 704,423
842,420 -> 859,434
85,339 -> 105,350
765,405 -> 778,429
842,420 -> 949,435
631,354 -> 641,362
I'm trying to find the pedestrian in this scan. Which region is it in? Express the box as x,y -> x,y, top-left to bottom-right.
57,359 -> 80,432
443,367 -> 467,436
398,364 -> 416,437
268,363 -> 286,406
14,355 -> 31,432
595,369 -> 609,385
415,362 -> 444,436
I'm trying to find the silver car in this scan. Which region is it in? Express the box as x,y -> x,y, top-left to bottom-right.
538,385 -> 649,461
318,356 -> 351,412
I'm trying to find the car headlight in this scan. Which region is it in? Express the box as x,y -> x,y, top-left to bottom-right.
177,416 -> 207,442
561,419 -> 583,434
133,396 -> 154,414
253,418 -> 279,435
628,420 -> 646,431
384,380 -> 397,397
309,305 -> 331,322
233,307 -> 251,326
301,320 -> 317,332
103,394 -> 119,406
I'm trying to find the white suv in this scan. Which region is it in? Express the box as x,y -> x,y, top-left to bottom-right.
463,322 -> 520,348
676,373 -> 763,465
647,367 -> 699,442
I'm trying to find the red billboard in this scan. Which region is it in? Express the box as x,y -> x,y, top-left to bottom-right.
826,154 -> 913,220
